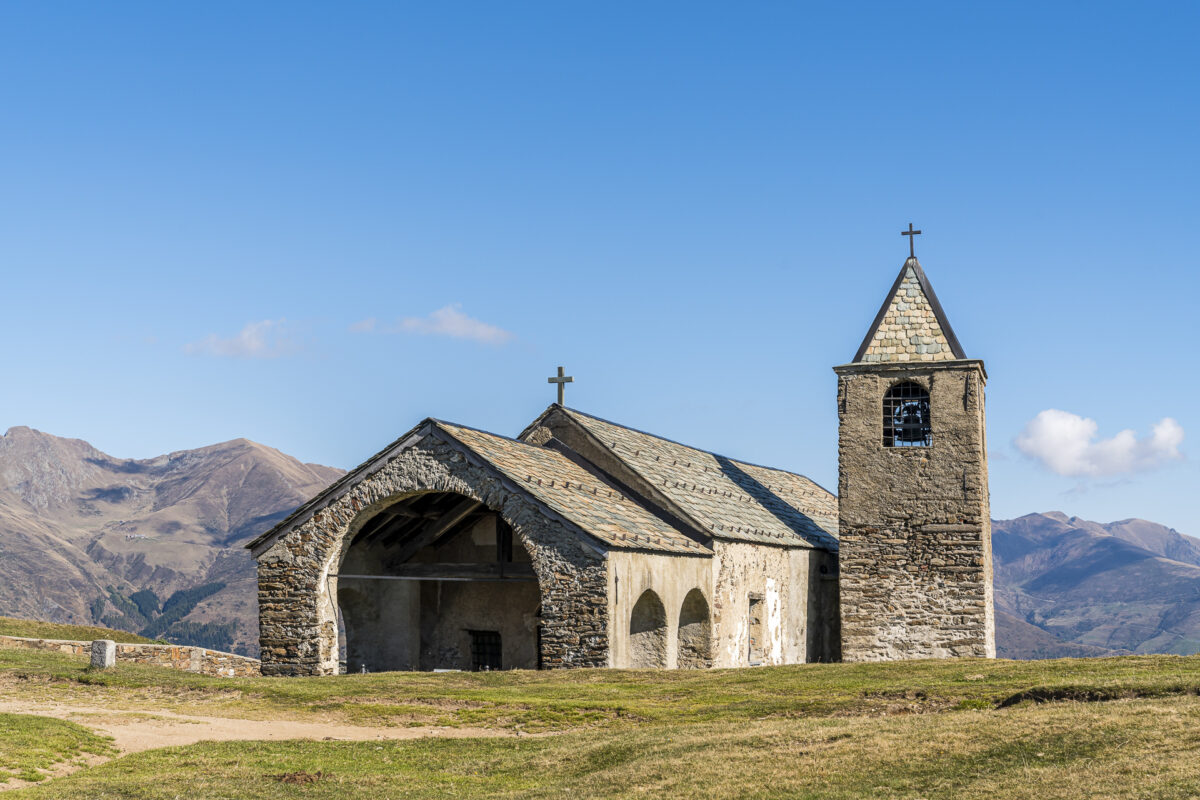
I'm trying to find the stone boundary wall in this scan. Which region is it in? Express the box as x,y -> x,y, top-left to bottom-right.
0,635 -> 261,677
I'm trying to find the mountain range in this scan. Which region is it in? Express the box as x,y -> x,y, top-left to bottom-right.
993,512 -> 1200,658
0,426 -> 341,655
1,425 -> 1197,660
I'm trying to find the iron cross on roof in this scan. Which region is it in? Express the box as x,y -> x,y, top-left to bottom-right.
547,366 -> 574,405
902,223 -> 922,258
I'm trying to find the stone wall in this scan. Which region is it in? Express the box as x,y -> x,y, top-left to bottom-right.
0,635 -> 88,656
0,635 -> 261,677
606,550 -> 711,668
254,431 -> 609,676
710,541 -> 839,666
835,360 -> 994,661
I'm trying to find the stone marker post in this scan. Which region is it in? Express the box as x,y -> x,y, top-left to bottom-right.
90,639 -> 116,669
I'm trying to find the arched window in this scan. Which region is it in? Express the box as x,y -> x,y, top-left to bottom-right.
629,590 -> 668,668
883,381 -> 931,447
677,589 -> 712,669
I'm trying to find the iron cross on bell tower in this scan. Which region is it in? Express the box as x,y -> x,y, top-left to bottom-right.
902,222 -> 922,258
547,366 -> 574,405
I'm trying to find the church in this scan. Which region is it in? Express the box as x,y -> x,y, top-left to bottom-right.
248,245 -> 995,675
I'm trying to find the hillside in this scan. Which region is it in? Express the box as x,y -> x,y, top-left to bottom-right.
0,615 -> 154,644
993,512 -> 1200,658
0,427 -> 342,655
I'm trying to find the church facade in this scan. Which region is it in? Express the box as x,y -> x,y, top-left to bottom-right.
248,254 -> 993,675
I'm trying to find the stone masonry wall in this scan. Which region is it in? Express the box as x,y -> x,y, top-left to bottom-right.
0,635 -> 88,656
860,264 -> 956,363
255,433 -> 608,676
0,635 -> 261,677
835,361 -> 994,661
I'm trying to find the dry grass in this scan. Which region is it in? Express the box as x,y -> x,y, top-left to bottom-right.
3,646 -> 1200,797
3,647 -> 1199,731
6,698 -> 1200,798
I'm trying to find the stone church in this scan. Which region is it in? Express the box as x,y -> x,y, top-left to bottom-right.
248,252 -> 994,675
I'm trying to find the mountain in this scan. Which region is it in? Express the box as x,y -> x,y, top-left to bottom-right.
993,512 -> 1200,658
0,426 -> 342,655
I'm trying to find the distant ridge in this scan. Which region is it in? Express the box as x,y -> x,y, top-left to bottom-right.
993,512 -> 1200,658
0,427 -> 343,655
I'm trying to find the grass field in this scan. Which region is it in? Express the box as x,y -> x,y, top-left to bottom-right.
0,617 -> 151,645
0,713 -> 113,785
2,648 -> 1199,798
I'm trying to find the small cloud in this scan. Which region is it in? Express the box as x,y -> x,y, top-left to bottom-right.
184,319 -> 299,359
1016,409 -> 1184,477
362,304 -> 513,345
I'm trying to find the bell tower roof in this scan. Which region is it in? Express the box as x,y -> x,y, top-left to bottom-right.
853,257 -> 967,363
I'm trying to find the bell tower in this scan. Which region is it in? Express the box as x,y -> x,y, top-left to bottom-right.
833,242 -> 994,661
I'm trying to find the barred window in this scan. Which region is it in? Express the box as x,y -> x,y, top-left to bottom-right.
883,381 -> 931,447
469,630 -> 502,671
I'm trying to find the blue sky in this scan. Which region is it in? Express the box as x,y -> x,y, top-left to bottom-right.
1,3 -> 1197,532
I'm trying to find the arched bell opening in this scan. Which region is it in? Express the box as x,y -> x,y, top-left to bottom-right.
334,491 -> 540,673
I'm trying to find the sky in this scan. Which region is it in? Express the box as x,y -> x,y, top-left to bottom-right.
0,3 -> 1197,533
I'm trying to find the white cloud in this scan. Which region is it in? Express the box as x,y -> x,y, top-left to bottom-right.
184,319 -> 299,358
1015,409 -> 1184,477
365,304 -> 514,345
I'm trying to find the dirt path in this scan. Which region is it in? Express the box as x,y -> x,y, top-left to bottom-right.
0,699 -> 519,791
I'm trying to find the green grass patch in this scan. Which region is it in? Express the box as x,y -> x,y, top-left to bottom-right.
0,616 -> 150,644
0,713 -> 114,784
10,698 -> 1200,799
3,647 -> 1199,731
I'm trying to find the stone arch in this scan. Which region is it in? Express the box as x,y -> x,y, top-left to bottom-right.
335,490 -> 541,672
629,589 -> 668,668
254,432 -> 610,675
676,588 -> 712,669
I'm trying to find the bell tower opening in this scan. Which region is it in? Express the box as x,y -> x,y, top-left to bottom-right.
883,381 -> 931,448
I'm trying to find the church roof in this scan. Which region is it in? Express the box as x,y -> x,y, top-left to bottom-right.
854,257 -> 967,363
248,417 -> 708,556
434,421 -> 707,554
544,408 -> 839,550
251,407 -> 839,557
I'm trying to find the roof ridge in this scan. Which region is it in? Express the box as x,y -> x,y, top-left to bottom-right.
559,406 -> 831,488
431,417 -> 550,449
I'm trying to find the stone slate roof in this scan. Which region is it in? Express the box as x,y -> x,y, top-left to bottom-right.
558,408 -> 839,550
434,422 -> 707,555
250,408 -> 838,557
854,257 -> 967,363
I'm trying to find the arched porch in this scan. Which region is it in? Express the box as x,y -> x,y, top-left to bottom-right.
334,490 -> 541,672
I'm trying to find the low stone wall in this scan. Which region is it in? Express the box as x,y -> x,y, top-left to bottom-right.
0,635 -> 89,656
0,635 -> 261,677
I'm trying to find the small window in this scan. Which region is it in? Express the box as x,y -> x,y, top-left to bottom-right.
883,381 -> 931,448
468,630 -> 502,671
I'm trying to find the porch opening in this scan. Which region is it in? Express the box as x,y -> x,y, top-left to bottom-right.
335,491 -> 540,672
